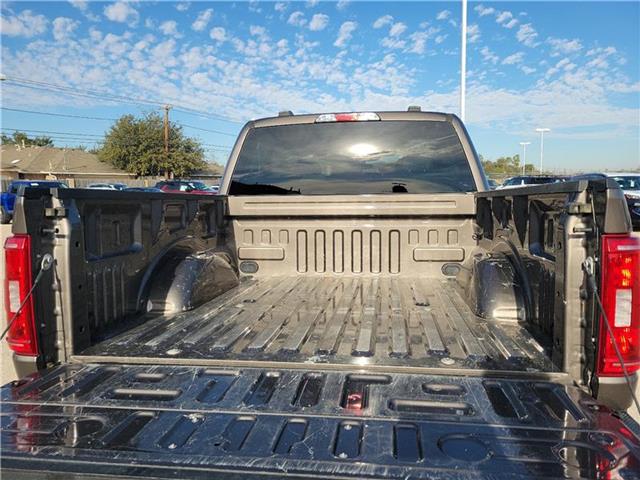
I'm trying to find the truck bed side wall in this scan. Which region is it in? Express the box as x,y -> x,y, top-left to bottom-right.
13,189 -> 231,365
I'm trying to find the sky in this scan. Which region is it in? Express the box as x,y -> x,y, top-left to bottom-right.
1,0 -> 639,171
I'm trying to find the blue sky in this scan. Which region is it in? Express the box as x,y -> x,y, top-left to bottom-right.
1,1 -> 639,171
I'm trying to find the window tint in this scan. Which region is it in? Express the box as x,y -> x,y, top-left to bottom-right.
229,120 -> 476,195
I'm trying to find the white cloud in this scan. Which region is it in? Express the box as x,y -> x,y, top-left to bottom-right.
0,10 -> 48,37
68,0 -> 99,21
175,2 -> 190,12
502,52 -> 524,65
435,34 -> 446,44
250,25 -> 268,38
516,23 -> 538,47
306,0 -> 319,7
407,31 -> 429,54
496,11 -> 512,24
334,21 -> 357,48
587,46 -> 616,57
546,58 -> 576,77
209,26 -> 226,42
503,18 -> 518,29
337,0 -> 350,11
159,20 -> 180,37
520,65 -> 536,75
52,17 -> 79,41
436,10 -> 451,21
381,36 -> 405,50
373,15 -> 393,29
191,8 -> 213,32
288,11 -> 306,27
69,0 -> 88,11
275,2 -> 287,13
388,22 -> 407,37
104,1 -> 138,25
309,13 -> 329,31
547,37 -> 582,56
467,24 -> 480,43
474,4 -> 495,17
480,46 -> 499,65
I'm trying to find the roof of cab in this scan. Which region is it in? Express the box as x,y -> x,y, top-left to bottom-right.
248,110 -> 457,129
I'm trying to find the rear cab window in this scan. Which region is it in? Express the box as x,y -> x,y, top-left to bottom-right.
229,119 -> 476,195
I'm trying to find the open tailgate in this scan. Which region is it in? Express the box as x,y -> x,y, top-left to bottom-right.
1,364 -> 639,479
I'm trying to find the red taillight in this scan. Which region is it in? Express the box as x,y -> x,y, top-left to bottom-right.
4,234 -> 38,356
596,234 -> 640,376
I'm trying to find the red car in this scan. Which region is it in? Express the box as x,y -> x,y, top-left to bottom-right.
154,180 -> 216,195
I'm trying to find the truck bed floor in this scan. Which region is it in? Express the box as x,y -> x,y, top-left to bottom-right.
80,276 -> 555,372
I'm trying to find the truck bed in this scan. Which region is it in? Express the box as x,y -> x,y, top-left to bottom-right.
79,276 -> 555,373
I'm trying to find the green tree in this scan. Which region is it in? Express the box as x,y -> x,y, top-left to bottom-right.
1,131 -> 53,147
98,113 -> 205,177
481,154 -> 535,175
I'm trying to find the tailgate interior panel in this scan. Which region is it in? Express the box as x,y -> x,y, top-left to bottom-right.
1,364 -> 639,479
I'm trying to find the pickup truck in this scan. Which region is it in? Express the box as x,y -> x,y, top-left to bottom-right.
2,110 -> 640,479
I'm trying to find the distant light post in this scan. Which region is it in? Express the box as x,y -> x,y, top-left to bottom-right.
519,142 -> 531,176
535,128 -> 550,174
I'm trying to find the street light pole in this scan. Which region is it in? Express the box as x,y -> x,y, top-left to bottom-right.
535,128 -> 550,174
519,142 -> 530,176
460,0 -> 467,122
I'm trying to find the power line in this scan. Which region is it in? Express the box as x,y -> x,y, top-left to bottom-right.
2,127 -> 104,138
179,123 -> 237,137
4,76 -> 243,124
1,107 -> 238,137
1,107 -> 116,121
4,127 -> 233,146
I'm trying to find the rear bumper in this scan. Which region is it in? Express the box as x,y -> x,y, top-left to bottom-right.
12,353 -> 38,379
597,373 -> 639,411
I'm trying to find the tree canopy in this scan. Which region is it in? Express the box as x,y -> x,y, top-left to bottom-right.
1,131 -> 54,147
481,154 -> 536,175
98,113 -> 206,177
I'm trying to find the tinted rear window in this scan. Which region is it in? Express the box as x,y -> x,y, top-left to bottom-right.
229,120 -> 476,195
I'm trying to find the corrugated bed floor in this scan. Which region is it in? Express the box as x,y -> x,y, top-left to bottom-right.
81,276 -> 556,372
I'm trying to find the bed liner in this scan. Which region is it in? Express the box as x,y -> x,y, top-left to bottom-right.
80,276 -> 555,373
1,363 -> 639,479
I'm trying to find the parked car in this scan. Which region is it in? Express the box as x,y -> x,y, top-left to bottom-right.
0,180 -> 67,223
205,185 -> 220,193
155,180 -> 216,194
124,187 -> 163,193
86,183 -> 128,190
486,178 -> 499,190
497,175 -> 566,189
571,172 -> 640,229
2,110 -> 639,479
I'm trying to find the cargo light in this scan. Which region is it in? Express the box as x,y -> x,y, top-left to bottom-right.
4,234 -> 38,356
596,234 -> 640,376
315,112 -> 380,123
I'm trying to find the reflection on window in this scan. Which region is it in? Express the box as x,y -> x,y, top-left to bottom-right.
230,120 -> 476,195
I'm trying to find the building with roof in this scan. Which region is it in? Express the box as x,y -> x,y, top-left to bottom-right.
0,145 -> 223,189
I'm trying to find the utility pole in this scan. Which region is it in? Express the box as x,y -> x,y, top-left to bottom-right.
163,105 -> 171,179
460,0 -> 467,122
535,128 -> 550,174
519,142 -> 530,176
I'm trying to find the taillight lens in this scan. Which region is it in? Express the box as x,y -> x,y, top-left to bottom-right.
596,234 -> 640,376
3,234 -> 38,356
315,112 -> 380,123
